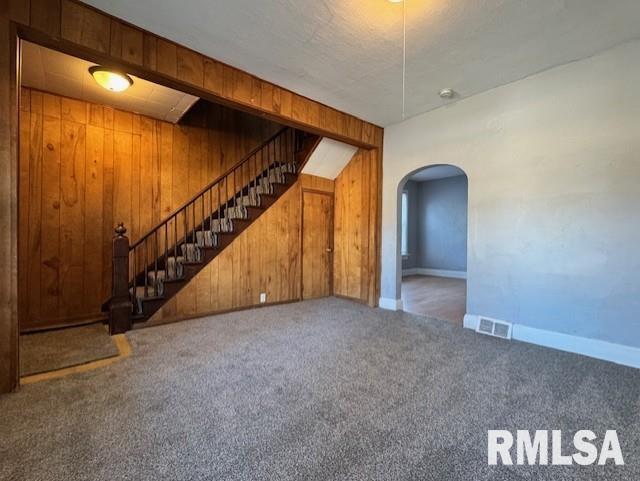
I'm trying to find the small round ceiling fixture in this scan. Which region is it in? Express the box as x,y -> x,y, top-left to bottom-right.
388,0 -> 404,3
89,66 -> 133,92
439,88 -> 455,99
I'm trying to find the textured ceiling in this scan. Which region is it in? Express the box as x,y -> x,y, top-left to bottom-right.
21,41 -> 198,123
84,0 -> 640,126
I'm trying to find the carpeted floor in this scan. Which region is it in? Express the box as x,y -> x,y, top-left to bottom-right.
1,298 -> 639,481
20,323 -> 119,376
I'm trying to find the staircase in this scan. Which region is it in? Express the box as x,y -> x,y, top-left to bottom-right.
105,127 -> 320,334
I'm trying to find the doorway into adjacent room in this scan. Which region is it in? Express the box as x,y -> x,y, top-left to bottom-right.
398,165 -> 468,324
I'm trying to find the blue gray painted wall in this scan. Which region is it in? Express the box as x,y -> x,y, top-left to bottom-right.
416,175 -> 468,271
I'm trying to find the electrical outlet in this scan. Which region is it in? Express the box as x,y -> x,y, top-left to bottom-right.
260,293 -> 266,303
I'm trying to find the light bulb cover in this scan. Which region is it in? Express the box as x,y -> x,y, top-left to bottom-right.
89,66 -> 133,92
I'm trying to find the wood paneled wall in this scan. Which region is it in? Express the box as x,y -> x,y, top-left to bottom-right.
151,182 -> 302,323
19,88 -> 281,330
9,0 -> 383,149
334,148 -> 381,306
152,174 -> 339,323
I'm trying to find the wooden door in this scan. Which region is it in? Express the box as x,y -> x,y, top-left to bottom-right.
302,191 -> 333,299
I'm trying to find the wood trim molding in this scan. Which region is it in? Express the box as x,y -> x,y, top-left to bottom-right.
20,332 -> 132,385
300,188 -> 335,299
10,0 -> 383,149
0,14 -> 20,394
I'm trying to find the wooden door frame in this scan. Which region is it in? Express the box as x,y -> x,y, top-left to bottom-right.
0,17 -> 20,394
300,188 -> 334,300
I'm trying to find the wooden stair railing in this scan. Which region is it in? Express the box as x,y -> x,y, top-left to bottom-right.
106,127 -> 320,334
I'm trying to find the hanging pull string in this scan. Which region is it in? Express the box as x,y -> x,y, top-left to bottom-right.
402,0 -> 407,120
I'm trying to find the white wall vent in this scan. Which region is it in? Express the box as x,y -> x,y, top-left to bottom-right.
476,317 -> 512,340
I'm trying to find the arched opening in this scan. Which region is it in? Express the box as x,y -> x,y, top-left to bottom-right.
397,164 -> 468,325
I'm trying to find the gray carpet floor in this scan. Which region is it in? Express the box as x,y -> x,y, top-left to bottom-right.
19,323 -> 119,376
1,298 -> 639,481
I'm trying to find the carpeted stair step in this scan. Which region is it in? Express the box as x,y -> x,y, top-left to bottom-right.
210,217 -> 233,233
195,230 -> 218,248
130,285 -> 161,313
267,164 -> 296,184
250,182 -> 273,197
146,264 -> 186,296
180,243 -> 202,263
165,255 -> 185,278
236,193 -> 261,207
225,204 -> 247,220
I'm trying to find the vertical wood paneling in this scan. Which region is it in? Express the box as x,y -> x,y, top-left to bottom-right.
333,148 -> 381,306
30,0 -> 61,39
59,112 -> 86,319
40,96 -> 62,321
18,91 -> 31,331
110,21 -> 143,66
84,122 -> 104,310
153,182 -> 303,323
177,47 -> 204,88
19,89 -> 286,329
156,39 -> 177,78
9,0 -> 30,26
61,0 -> 110,54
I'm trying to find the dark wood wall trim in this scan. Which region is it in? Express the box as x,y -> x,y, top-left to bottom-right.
10,0 -> 383,150
0,12 -> 20,393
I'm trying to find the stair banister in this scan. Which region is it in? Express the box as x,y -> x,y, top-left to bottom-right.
109,222 -> 132,334
129,126 -> 288,250
105,127 -> 317,331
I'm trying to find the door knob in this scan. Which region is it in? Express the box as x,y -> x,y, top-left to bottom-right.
326,248 -> 333,253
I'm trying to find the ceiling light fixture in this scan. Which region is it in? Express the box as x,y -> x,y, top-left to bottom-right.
89,66 -> 133,92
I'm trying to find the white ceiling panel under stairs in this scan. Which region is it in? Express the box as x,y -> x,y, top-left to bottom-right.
301,138 -> 358,180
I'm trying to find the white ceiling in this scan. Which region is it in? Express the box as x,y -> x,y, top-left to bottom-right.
410,165 -> 465,182
301,138 -> 358,180
84,0 -> 640,126
21,41 -> 198,123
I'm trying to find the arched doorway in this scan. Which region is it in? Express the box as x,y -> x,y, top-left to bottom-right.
397,165 -> 468,324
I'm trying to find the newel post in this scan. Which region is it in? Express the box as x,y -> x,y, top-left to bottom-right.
109,222 -> 132,335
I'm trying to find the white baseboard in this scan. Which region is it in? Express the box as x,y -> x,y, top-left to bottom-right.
379,297 -> 404,311
402,267 -> 467,279
463,314 -> 640,369
463,314 -> 479,330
